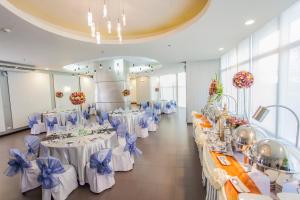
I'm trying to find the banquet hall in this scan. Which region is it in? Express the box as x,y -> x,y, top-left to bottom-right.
1,0 -> 300,200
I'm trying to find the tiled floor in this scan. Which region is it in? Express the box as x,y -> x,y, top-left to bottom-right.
0,108 -> 205,200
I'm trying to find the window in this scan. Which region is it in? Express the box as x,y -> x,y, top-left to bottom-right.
220,0 -> 300,147
159,74 -> 177,101
177,72 -> 186,107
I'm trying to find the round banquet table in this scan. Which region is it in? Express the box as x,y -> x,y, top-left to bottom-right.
41,130 -> 118,185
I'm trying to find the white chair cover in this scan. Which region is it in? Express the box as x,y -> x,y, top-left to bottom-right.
37,157 -> 78,200
21,160 -> 41,193
29,113 -> 46,135
136,126 -> 149,138
147,119 -> 157,132
112,146 -> 134,171
85,149 -> 115,193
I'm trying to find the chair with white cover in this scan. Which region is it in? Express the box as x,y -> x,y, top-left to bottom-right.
154,102 -> 162,115
66,112 -> 79,129
28,113 -> 45,135
82,110 -> 91,127
140,102 -> 149,111
112,134 -> 142,171
136,117 -> 149,138
37,156 -> 78,200
45,116 -> 59,135
277,193 -> 300,200
24,135 -> 41,160
5,148 -> 41,193
170,100 -> 177,113
116,122 -> 129,146
86,149 -> 115,193
148,113 -> 159,132
162,102 -> 173,114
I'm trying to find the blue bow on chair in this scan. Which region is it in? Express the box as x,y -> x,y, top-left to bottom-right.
124,135 -> 142,157
144,108 -> 153,118
154,103 -> 161,110
28,116 -> 38,129
153,114 -> 160,124
46,117 -> 58,131
90,149 -> 113,175
116,123 -> 128,137
101,112 -> 109,121
24,135 -> 41,156
141,102 -> 148,110
138,118 -> 148,129
96,115 -> 104,125
5,148 -> 32,177
110,117 -> 121,129
166,103 -> 171,109
83,110 -> 90,120
68,114 -> 78,125
36,157 -> 65,189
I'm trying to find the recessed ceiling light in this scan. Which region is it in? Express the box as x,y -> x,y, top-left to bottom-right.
245,19 -> 255,26
45,68 -> 49,70
0,28 -> 12,33
218,47 -> 224,51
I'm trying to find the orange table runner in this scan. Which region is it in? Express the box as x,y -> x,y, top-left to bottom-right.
210,152 -> 261,200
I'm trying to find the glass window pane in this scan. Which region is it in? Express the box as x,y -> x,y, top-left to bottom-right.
278,46 -> 300,145
251,54 -> 279,134
238,38 -> 250,64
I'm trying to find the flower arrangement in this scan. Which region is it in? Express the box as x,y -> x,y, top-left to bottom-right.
69,92 -> 86,105
227,116 -> 248,129
122,89 -> 130,97
233,71 -> 254,89
209,74 -> 223,102
55,91 -> 63,98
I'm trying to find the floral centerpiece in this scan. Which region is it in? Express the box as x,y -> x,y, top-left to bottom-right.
227,116 -> 248,129
122,89 -> 130,97
208,74 -> 223,103
69,92 -> 86,105
233,71 -> 254,89
55,91 -> 63,98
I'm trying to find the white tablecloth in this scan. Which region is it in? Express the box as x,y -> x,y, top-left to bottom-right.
41,130 -> 118,185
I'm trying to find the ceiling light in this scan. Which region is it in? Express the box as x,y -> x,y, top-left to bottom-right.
218,47 -> 224,51
0,28 -> 12,33
45,68 -> 49,70
245,19 -> 255,26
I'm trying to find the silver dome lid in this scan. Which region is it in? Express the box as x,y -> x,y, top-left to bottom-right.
252,139 -> 294,173
234,125 -> 257,147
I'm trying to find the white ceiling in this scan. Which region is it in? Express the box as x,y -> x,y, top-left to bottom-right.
0,0 -> 297,70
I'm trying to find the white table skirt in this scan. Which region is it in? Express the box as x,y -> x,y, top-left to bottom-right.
110,111 -> 144,135
41,133 -> 118,185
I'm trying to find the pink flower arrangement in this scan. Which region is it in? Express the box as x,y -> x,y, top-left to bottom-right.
227,116 -> 248,129
233,71 -> 254,89
69,92 -> 86,105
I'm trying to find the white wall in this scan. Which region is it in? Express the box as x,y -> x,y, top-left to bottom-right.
136,76 -> 150,104
54,74 -> 79,110
8,71 -> 52,128
186,60 -> 220,123
80,76 -> 96,105
0,82 -> 5,132
130,79 -> 137,103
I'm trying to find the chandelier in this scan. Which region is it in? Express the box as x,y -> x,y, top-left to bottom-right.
87,0 -> 126,44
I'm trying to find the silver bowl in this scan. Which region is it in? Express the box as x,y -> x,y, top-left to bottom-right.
252,139 -> 294,173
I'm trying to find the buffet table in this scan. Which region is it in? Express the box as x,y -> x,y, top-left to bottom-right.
41,126 -> 118,185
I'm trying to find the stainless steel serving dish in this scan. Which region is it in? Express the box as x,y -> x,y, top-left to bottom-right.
252,139 -> 295,173
233,125 -> 257,151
